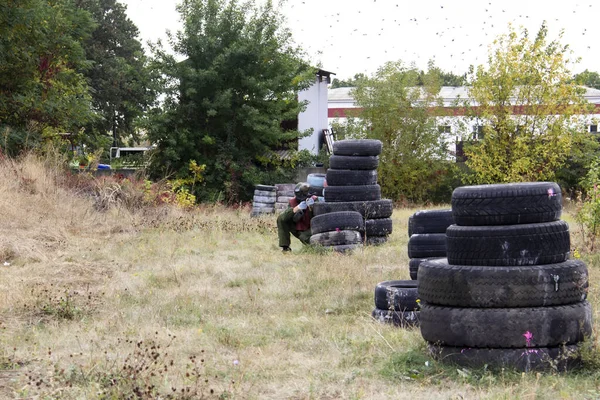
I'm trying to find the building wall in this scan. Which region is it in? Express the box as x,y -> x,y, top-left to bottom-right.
298,76 -> 329,155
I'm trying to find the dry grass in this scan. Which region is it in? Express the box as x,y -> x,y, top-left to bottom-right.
0,154 -> 599,399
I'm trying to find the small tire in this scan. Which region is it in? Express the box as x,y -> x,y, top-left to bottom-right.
313,199 -> 393,218
365,218 -> 393,236
326,169 -> 378,186
329,155 -> 379,170
428,344 -> 582,372
420,301 -> 592,348
371,308 -> 419,327
366,236 -> 388,246
451,182 -> 562,226
255,184 -> 276,192
254,190 -> 277,197
407,233 -> 446,258
311,211 -> 364,235
310,230 -> 362,246
408,209 -> 454,236
446,221 -> 570,266
409,258 -> 432,280
324,185 -> 381,202
418,258 -> 588,308
374,280 -> 419,311
277,190 -> 294,198
253,195 -> 276,204
333,139 -> 383,156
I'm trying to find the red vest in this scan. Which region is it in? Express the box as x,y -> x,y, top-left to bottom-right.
288,197 -> 312,231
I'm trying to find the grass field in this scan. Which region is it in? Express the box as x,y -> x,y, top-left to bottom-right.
1,154 -> 600,399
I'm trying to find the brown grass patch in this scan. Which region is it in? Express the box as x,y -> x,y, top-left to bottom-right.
0,154 -> 598,399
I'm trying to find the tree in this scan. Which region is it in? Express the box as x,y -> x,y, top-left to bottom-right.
147,0 -> 313,203
76,0 -> 155,153
0,0 -> 95,154
462,22 -> 596,184
347,61 -> 456,203
330,73 -> 367,88
574,69 -> 600,90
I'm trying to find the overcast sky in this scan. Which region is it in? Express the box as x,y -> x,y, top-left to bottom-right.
120,0 -> 600,80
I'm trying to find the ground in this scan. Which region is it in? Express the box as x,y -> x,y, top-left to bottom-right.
0,155 -> 599,399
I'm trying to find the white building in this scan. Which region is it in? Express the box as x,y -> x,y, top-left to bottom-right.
297,69 -> 335,155
326,86 -> 600,159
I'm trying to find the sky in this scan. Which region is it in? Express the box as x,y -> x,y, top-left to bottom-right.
120,0 -> 600,80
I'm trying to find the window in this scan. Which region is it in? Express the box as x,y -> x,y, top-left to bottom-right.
438,125 -> 452,134
472,125 -> 484,140
590,125 -> 598,133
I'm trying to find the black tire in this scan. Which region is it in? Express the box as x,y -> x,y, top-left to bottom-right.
418,258 -> 589,308
326,169 -> 378,186
311,211 -> 364,235
452,182 -> 562,226
409,258 -> 432,280
407,233 -> 446,258
408,209 -> 454,236
333,139 -> 383,156
420,301 -> 592,348
324,185 -> 381,202
365,218 -> 393,236
254,190 -> 277,197
308,186 -> 324,197
371,308 -> 420,327
374,280 -> 419,311
250,207 -> 274,216
312,199 -> 393,218
446,221 -> 570,267
366,236 -> 388,246
253,195 -> 276,204
310,230 -> 362,246
277,190 -> 294,198
253,201 -> 275,208
329,155 -> 379,170
275,183 -> 295,192
428,344 -> 582,372
255,184 -> 276,192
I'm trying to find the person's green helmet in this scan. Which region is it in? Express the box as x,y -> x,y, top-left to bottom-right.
294,182 -> 310,201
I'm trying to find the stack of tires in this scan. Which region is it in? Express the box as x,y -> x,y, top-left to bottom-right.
251,185 -> 277,217
371,281 -> 420,327
309,211 -> 364,252
418,182 -> 592,371
274,183 -> 295,212
407,209 -> 454,280
320,139 -> 393,245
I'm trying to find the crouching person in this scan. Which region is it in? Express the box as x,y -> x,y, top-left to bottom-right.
277,182 -> 317,252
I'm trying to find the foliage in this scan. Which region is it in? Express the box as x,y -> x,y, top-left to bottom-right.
330,73 -> 368,88
574,69 -> 600,90
462,22 -> 596,184
419,67 -> 466,87
574,160 -> 600,252
76,0 -> 155,156
345,60 -> 457,203
554,134 -> 600,199
332,69 -> 466,88
0,0 -> 96,155
146,0 -> 314,203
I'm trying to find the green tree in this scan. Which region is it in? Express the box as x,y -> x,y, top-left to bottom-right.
0,0 -> 95,154
419,68 -> 466,87
147,0 -> 313,203
462,22 -> 595,184
330,73 -> 367,88
76,0 -> 155,153
574,69 -> 600,90
347,61 -> 456,203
